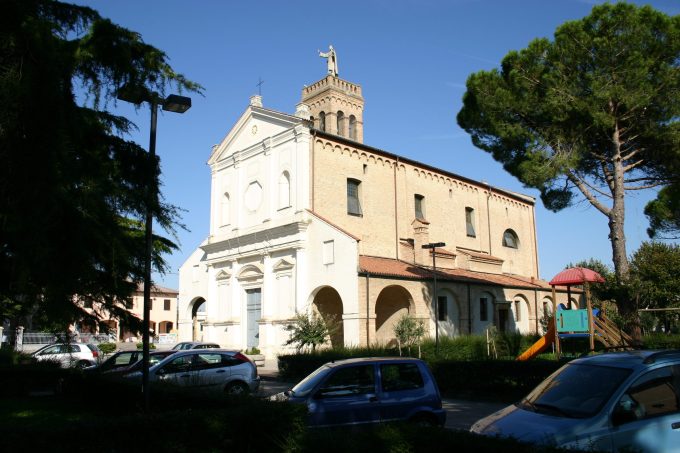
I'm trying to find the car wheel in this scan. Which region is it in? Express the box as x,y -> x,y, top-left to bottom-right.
409,413 -> 437,427
225,381 -> 249,396
76,361 -> 90,369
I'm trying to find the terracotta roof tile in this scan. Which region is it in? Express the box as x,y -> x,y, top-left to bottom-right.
358,255 -> 569,290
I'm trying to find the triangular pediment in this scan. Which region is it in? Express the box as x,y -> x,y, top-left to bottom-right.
273,259 -> 295,272
208,106 -> 302,165
236,264 -> 264,282
215,269 -> 232,281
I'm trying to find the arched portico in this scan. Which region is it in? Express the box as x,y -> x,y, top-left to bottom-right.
310,286 -> 344,348
375,285 -> 414,346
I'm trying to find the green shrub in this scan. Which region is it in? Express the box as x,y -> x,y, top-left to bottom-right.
278,345 -> 399,381
97,342 -> 117,354
136,342 -> 156,350
642,333 -> 680,349
431,359 -> 565,402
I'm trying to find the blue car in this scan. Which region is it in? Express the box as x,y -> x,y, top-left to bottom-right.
471,350 -> 680,452
271,357 -> 446,427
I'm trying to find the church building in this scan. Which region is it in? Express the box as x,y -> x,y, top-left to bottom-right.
178,49 -> 577,358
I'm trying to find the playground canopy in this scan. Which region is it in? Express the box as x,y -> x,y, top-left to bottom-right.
549,267 -> 605,286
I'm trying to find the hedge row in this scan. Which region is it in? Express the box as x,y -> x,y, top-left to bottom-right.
430,359 -> 564,402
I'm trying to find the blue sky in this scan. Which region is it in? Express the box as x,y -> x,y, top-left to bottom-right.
73,0 -> 679,289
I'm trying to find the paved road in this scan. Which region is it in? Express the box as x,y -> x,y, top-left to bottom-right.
257,376 -> 506,431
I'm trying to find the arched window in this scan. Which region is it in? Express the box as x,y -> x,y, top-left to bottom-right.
220,193 -> 230,226
349,115 -> 357,140
337,111 -> 344,136
319,111 -> 326,132
502,229 -> 519,248
278,171 -> 290,209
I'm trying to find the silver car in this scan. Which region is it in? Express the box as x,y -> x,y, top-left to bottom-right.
127,349 -> 260,395
32,343 -> 101,368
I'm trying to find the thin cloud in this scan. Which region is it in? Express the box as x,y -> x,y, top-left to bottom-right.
446,82 -> 467,89
419,132 -> 468,141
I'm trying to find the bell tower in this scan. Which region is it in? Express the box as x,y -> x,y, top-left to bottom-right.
301,47 -> 364,143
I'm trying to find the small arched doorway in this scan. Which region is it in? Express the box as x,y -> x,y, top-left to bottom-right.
311,286 -> 344,348
191,298 -> 207,341
375,285 -> 413,346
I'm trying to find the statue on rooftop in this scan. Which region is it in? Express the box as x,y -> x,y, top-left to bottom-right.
318,45 -> 338,77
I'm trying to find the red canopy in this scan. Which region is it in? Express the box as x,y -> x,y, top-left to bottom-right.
549,267 -> 605,286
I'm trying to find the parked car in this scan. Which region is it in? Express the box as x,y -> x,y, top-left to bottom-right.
270,357 -> 446,427
171,341 -> 220,351
32,343 -> 101,368
471,350 -> 680,452
86,350 -> 176,376
125,349 -> 259,395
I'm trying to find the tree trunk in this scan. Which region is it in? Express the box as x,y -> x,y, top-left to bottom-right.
609,122 -> 641,343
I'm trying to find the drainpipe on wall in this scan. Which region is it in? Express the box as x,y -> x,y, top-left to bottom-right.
534,287 -> 539,334
311,130 -> 316,211
486,183 -> 492,256
365,273 -> 370,346
467,282 -> 472,334
394,157 -> 399,261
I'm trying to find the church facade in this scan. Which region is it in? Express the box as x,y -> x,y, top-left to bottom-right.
178,60 -> 577,357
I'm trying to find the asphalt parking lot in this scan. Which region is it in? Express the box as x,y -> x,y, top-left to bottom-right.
256,375 -> 506,431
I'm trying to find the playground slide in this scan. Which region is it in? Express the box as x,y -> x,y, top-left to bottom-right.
517,322 -> 555,361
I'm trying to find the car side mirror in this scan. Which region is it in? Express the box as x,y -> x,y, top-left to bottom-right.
156,368 -> 166,376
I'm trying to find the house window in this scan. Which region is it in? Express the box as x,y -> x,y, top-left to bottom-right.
515,300 -> 521,321
220,193 -> 230,226
414,194 -> 425,219
319,111 -> 326,132
543,301 -> 549,317
349,115 -> 357,140
503,229 -> 519,248
347,179 -> 362,216
323,240 -> 335,264
337,111 -> 344,136
480,297 -> 488,321
437,296 -> 448,321
164,299 -> 171,311
278,171 -> 291,209
465,207 -> 476,237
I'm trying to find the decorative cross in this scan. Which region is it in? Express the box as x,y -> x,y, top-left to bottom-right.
256,77 -> 264,96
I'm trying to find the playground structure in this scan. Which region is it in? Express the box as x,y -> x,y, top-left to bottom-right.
517,267 -> 634,361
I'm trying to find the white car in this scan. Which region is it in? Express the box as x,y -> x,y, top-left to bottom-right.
126,349 -> 260,395
32,343 -> 101,368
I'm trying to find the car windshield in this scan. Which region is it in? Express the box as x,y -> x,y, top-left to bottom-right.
520,362 -> 632,419
291,365 -> 332,398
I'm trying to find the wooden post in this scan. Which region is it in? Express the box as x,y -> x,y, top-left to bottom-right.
552,285 -> 560,359
585,282 -> 594,352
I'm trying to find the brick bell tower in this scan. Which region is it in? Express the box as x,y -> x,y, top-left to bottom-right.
300,46 -> 364,143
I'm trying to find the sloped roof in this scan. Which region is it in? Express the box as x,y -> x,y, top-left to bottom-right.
358,255 -> 568,291
134,283 -> 178,295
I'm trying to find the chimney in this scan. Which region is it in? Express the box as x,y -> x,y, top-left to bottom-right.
412,218 -> 430,266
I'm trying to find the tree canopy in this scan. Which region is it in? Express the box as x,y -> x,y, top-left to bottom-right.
0,0 -> 201,329
457,3 -> 680,297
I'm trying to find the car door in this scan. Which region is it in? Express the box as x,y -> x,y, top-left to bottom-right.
37,344 -> 67,366
154,354 -> 198,387
193,352 -> 229,388
610,365 -> 680,453
309,364 -> 380,427
378,362 -> 428,422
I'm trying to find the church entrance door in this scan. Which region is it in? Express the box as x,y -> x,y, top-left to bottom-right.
246,289 -> 261,348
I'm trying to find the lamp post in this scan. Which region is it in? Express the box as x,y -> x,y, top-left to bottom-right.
422,242 -> 445,354
117,86 -> 191,411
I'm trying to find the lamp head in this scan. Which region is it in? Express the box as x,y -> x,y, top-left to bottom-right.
162,95 -> 191,113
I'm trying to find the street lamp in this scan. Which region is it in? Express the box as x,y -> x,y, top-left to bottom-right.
117,85 -> 191,411
422,242 -> 445,354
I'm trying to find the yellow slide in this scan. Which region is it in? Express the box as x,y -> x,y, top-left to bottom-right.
517,321 -> 555,361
